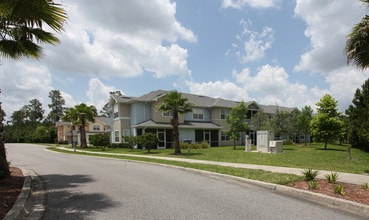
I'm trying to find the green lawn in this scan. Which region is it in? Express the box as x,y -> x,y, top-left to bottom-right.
58,143 -> 369,174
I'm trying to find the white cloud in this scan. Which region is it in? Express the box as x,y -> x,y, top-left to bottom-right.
186,80 -> 249,101
222,0 -> 280,9
0,61 -> 53,118
231,19 -> 274,63
325,67 -> 369,111
43,0 -> 196,79
186,65 -> 327,110
86,78 -> 118,112
294,0 -> 365,73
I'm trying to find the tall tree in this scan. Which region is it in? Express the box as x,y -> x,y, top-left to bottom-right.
0,0 -> 67,59
310,94 -> 344,150
0,89 -> 9,177
62,103 -> 97,148
346,78 -> 369,150
297,105 -> 313,146
226,101 -> 249,150
157,91 -> 194,155
26,99 -> 44,123
345,0 -> 369,69
47,90 -> 65,122
251,108 -> 271,131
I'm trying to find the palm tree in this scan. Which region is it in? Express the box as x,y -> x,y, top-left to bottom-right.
63,103 -> 97,148
345,0 -> 369,69
157,91 -> 194,155
0,0 -> 67,59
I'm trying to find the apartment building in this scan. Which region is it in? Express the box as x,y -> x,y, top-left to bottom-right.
108,90 -> 297,148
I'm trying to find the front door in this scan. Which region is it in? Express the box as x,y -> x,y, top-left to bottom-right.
157,129 -> 166,149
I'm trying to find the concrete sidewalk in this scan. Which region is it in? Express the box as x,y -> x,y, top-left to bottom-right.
60,147 -> 369,185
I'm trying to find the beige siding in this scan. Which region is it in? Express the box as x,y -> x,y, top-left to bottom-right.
151,101 -> 184,123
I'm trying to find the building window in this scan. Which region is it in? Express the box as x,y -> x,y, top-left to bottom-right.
193,109 -> 204,120
221,131 -> 230,141
220,109 -> 230,120
93,125 -> 100,131
162,111 -> 173,117
114,130 -> 120,142
114,104 -> 119,118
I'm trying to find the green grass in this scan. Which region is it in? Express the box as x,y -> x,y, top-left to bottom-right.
57,143 -> 369,174
49,147 -> 303,185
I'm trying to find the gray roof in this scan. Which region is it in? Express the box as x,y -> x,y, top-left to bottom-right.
95,117 -> 110,125
133,120 -> 222,129
111,89 -> 296,112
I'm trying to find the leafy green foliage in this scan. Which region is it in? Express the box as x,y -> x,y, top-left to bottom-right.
302,168 -> 319,181
0,0 -> 67,59
310,94 -> 344,150
361,182 -> 369,190
180,141 -> 209,149
137,133 -> 158,153
333,184 -> 345,196
63,103 -> 97,148
157,91 -> 194,154
308,180 -> 318,189
123,135 -> 137,151
325,172 -> 339,183
89,133 -> 110,149
346,78 -> 369,151
297,105 -> 313,145
226,101 -> 249,149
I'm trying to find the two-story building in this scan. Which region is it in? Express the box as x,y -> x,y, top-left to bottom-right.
56,117 -> 110,145
108,90 -> 297,148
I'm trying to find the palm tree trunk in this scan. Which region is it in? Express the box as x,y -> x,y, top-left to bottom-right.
172,114 -> 181,155
0,106 -> 9,177
80,126 -> 87,148
324,140 -> 328,150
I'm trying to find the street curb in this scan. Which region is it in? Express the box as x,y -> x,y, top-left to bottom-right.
3,168 -> 46,220
3,168 -> 32,220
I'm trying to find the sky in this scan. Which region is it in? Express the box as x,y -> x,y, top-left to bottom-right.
1,0 -> 369,119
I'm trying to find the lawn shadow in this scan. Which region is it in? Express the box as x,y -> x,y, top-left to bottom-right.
41,174 -> 120,219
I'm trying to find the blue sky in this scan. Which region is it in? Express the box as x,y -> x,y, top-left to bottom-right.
1,0 -> 369,118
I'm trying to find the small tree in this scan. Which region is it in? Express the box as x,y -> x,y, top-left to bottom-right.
310,94 -> 344,150
137,133 -> 158,153
226,101 -> 249,149
123,135 -> 137,151
297,105 -> 313,146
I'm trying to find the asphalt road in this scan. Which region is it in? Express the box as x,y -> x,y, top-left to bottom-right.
6,143 -> 365,220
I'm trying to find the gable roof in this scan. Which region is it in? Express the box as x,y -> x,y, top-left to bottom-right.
110,89 -> 296,112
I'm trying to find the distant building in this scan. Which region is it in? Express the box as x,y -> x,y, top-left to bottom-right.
56,117 -> 110,145
108,90 -> 299,148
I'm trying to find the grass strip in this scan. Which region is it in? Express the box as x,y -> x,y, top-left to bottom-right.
48,147 -> 303,185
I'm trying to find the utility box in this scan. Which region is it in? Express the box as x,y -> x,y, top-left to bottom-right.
269,140 -> 283,153
245,135 -> 252,152
257,130 -> 274,153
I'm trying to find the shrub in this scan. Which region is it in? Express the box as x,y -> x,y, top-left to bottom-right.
137,133 -> 158,153
302,168 -> 319,181
109,143 -> 127,148
283,139 -> 294,145
308,180 -> 318,189
325,172 -> 339,183
89,133 -> 110,149
180,141 -> 210,149
362,182 -> 369,191
333,184 -> 345,196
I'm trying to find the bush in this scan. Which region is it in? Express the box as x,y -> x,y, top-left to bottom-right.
308,180 -> 318,189
362,182 -> 369,191
283,139 -> 294,145
137,133 -> 158,153
89,133 -> 110,149
325,172 -> 339,183
180,141 -> 210,149
302,168 -> 319,181
333,184 -> 345,196
109,143 -> 128,148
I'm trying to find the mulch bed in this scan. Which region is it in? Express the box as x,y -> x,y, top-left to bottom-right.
0,167 -> 24,219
